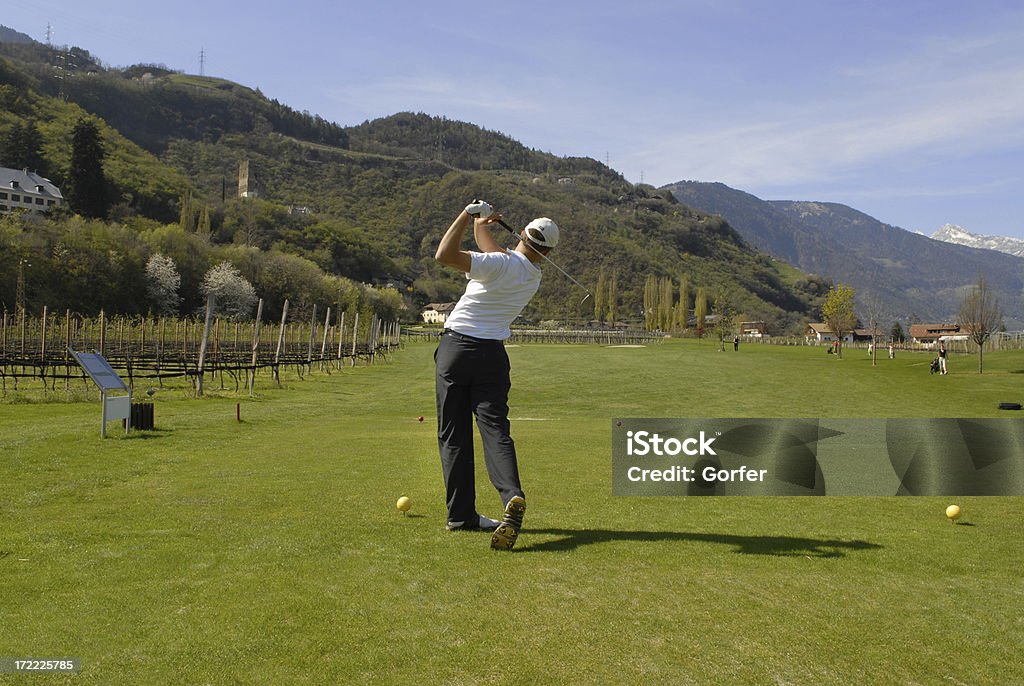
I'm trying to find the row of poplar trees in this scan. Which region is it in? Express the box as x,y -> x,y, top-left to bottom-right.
642,275 -> 707,333
589,269 -> 710,332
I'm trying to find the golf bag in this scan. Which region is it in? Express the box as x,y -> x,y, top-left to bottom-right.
930,357 -> 940,374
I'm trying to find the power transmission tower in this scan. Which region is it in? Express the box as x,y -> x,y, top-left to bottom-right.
45,23 -> 53,46
55,48 -> 74,101
199,48 -> 205,76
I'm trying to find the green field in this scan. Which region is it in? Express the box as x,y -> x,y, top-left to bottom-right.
2,340 -> 1022,685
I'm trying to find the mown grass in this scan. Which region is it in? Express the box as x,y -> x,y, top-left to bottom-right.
1,339 -> 1022,685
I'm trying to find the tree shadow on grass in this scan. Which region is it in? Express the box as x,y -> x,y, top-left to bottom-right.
518,528 -> 882,558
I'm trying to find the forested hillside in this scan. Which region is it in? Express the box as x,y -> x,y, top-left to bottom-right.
0,35 -> 826,333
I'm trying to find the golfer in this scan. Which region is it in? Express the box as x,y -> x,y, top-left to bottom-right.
433,200 -> 559,550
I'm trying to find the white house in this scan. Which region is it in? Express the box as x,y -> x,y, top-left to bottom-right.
422,302 -> 456,325
0,167 -> 63,215
740,321 -> 767,338
805,322 -> 856,344
805,323 -> 836,343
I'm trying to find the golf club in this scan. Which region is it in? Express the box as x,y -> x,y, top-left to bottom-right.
495,218 -> 593,305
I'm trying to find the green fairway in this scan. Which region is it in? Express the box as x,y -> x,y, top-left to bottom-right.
1,340 -> 1022,685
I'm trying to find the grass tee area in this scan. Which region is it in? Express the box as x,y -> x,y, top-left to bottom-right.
2,339 -> 1022,684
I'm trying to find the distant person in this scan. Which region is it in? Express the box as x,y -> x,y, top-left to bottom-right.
938,341 -> 948,375
889,341 -> 895,359
733,336 -> 739,352
868,342 -> 873,357
433,199 -> 561,551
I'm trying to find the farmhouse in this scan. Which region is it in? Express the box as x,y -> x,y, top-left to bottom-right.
805,323 -> 838,343
422,302 -> 456,325
0,167 -> 63,215
909,323 -> 961,346
739,321 -> 767,337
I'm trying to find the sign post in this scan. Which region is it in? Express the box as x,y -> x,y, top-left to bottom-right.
69,349 -> 132,438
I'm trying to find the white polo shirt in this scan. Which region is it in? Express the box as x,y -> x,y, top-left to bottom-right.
444,250 -> 542,340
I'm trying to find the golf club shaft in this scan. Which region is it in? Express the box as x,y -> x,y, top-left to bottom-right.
495,219 -> 593,303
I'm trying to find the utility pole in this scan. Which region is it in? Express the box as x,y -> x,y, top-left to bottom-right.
199,47 -> 206,76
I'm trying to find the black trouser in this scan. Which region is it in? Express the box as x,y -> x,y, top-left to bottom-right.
435,330 -> 523,525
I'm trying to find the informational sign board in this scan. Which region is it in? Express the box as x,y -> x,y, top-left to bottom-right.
69,349 -> 131,437
69,350 -> 128,391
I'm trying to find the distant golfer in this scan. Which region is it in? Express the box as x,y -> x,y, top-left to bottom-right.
938,341 -> 948,375
433,200 -> 560,550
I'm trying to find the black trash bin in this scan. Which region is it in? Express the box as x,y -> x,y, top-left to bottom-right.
126,401 -> 155,430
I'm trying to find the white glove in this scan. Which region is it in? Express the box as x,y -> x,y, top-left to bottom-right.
465,200 -> 493,217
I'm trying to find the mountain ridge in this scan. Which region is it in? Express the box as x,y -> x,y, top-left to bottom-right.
932,223 -> 1024,258
0,25 -> 35,45
663,181 -> 1024,326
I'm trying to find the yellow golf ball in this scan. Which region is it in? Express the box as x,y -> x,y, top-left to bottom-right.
396,496 -> 412,513
945,504 -> 961,521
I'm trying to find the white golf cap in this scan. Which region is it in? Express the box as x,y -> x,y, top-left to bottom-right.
523,217 -> 560,249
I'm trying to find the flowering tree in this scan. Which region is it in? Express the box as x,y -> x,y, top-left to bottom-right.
145,253 -> 181,316
201,261 -> 257,320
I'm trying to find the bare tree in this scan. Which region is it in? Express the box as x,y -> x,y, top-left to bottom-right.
712,295 -> 737,352
957,276 -> 1002,374
858,291 -> 887,367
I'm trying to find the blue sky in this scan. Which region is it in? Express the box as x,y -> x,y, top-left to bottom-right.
5,1 -> 1024,237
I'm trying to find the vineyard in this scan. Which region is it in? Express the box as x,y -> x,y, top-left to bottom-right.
1,299 -> 400,397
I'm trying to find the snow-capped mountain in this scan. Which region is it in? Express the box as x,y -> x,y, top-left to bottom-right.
931,224 -> 1024,258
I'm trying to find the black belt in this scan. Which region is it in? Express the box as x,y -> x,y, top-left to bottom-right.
442,329 -> 501,344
